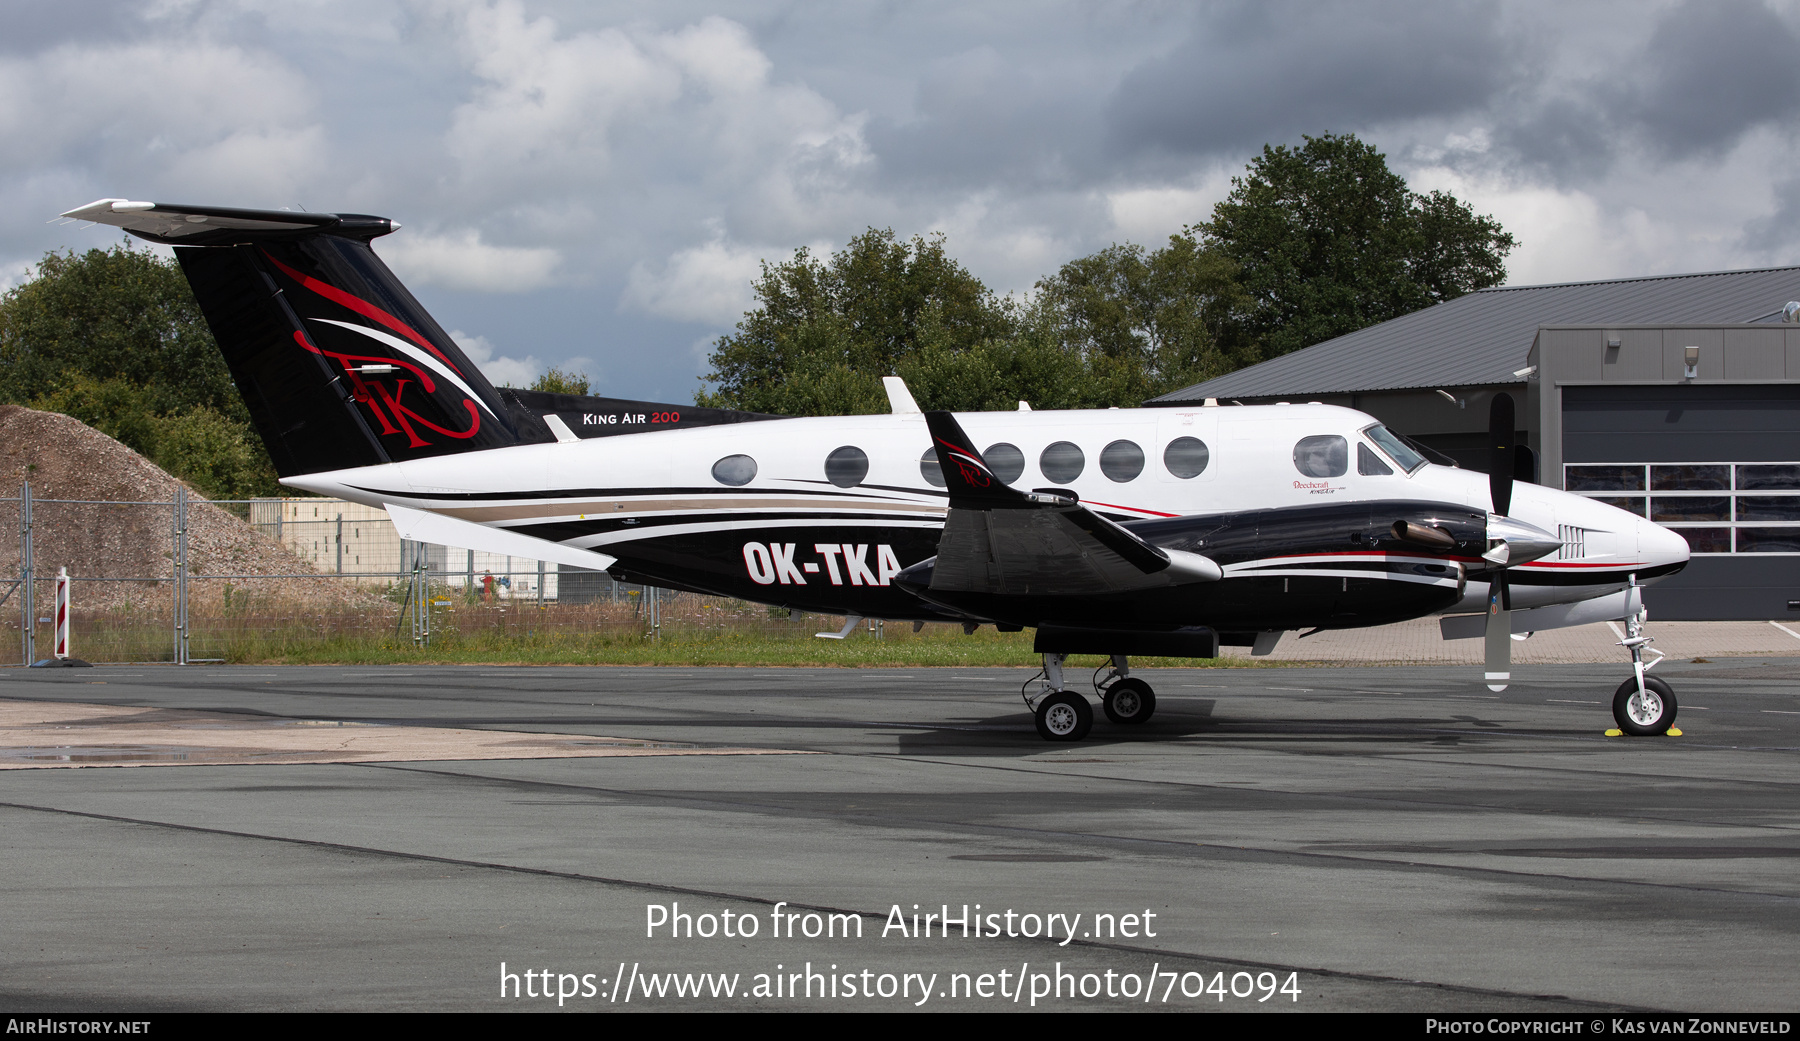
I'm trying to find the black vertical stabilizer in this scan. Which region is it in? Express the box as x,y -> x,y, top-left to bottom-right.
176,233 -> 544,477
59,200 -> 552,478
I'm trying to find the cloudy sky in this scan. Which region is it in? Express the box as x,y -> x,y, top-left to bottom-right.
7,0 -> 1800,401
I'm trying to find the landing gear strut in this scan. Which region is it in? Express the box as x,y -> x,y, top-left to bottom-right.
1611,577 -> 1676,736
1025,653 -> 1093,740
1023,653 -> 1158,739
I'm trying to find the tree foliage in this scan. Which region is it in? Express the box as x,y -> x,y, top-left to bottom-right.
699,228 -> 1017,415
0,243 -> 281,499
1199,132 -> 1516,359
526,366 -> 592,395
699,134 -> 1514,415
1033,234 -> 1253,393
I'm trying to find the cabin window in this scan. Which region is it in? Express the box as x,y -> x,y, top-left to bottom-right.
1293,435 -> 1348,478
1357,442 -> 1393,476
825,446 -> 869,488
711,454 -> 757,487
1099,440 -> 1145,482
919,448 -> 947,488
1163,437 -> 1210,479
1040,441 -> 1085,483
984,443 -> 1026,484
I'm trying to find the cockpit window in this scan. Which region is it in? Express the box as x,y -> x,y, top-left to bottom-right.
1293,435 -> 1348,478
1357,442 -> 1393,476
1363,424 -> 1426,473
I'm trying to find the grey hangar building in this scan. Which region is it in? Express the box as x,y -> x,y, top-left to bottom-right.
1150,266 -> 1800,621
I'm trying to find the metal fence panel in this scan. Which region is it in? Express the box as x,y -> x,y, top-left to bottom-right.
4,487 -> 886,665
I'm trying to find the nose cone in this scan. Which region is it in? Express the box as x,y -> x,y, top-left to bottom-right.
1638,518 -> 1691,573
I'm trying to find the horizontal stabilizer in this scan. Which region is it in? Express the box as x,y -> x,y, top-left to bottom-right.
61,199 -> 397,245
385,504 -> 618,573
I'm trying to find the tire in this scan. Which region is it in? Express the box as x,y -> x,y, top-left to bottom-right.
1612,676 -> 1677,736
1035,692 -> 1093,741
1102,678 -> 1157,725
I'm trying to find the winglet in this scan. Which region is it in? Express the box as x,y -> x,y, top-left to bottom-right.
924,411 -> 1030,508
883,376 -> 921,414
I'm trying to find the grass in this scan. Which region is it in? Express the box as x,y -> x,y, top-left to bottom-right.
14,591 -> 1290,668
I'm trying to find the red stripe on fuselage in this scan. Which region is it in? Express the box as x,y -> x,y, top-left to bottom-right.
1085,500 -> 1178,517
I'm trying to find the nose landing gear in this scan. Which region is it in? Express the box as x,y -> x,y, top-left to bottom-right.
1609,577 -> 1677,736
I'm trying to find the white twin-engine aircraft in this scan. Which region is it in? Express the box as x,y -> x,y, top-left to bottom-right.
64,199 -> 1692,741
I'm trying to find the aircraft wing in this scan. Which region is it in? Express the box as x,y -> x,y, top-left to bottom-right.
922,411 -> 1219,596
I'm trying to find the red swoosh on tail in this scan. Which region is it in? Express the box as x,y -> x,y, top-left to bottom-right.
263,251 -> 461,374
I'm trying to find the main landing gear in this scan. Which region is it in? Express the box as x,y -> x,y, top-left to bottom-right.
1024,654 -> 1156,741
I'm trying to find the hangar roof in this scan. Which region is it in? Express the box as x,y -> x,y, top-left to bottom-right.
1151,265 -> 1800,404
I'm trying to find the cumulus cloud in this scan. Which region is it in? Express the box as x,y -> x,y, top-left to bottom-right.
377,229 -> 560,293
1104,1 -> 1518,159
450,329 -> 544,389
0,37 -> 324,198
620,235 -> 774,325
442,2 -> 870,246
13,0 -> 1800,401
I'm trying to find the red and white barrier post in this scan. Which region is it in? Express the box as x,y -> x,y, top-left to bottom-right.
53,566 -> 70,661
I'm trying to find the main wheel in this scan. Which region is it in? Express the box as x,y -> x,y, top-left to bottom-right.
1102,678 -> 1157,725
1612,676 -> 1677,736
1035,692 -> 1093,741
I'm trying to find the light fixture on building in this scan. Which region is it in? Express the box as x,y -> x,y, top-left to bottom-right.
1684,345 -> 1699,379
1434,389 -> 1465,408
1783,301 -> 1800,323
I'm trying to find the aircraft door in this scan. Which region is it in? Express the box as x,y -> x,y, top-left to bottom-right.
1154,409 -> 1221,489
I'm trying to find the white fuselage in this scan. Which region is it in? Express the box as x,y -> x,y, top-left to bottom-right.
287,402 -> 1690,615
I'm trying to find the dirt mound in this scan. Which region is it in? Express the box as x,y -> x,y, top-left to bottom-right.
0,405 -> 378,609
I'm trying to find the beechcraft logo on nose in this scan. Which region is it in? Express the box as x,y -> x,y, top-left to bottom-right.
743,543 -> 903,586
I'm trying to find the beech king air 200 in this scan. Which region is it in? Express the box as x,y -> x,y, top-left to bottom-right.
62,199 -> 1693,741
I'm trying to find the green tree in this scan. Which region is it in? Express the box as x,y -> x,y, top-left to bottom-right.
1200,132 -> 1516,360
0,242 -> 282,497
1034,234 -> 1253,396
698,228 -> 1016,416
525,366 -> 591,395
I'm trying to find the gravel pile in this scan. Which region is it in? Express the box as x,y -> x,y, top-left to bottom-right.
0,405 -> 381,608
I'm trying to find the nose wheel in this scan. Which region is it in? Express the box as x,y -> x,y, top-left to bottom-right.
1612,676 -> 1676,736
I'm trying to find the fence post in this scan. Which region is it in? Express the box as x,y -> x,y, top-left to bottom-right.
20,481 -> 32,665
537,559 -> 545,609
336,513 -> 343,574
172,485 -> 189,665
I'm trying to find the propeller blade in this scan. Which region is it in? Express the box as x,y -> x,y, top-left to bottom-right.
1489,392 -> 1515,518
1484,571 -> 1511,692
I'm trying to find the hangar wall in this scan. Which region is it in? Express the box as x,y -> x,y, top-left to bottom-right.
1531,325 -> 1800,620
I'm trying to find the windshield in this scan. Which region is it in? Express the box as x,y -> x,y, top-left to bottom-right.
1363,424 -> 1427,474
